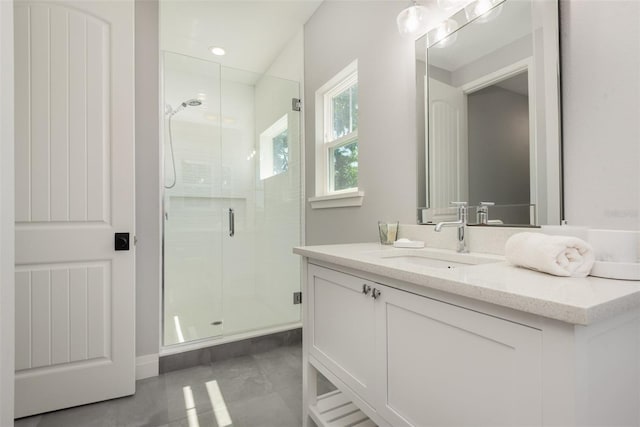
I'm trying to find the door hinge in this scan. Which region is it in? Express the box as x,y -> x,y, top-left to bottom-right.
292,98 -> 302,112
293,291 -> 302,305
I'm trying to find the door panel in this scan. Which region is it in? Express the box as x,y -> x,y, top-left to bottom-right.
14,0 -> 135,417
221,70 -> 302,336
15,3 -> 111,224
15,263 -> 111,369
162,52 -> 223,345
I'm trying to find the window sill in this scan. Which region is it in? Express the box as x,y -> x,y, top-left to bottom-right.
308,191 -> 365,209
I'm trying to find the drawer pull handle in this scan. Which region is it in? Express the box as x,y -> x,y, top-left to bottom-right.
362,284 -> 371,295
372,288 -> 381,299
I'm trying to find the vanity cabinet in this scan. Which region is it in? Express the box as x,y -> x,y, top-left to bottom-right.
299,243 -> 640,427
307,264 -> 542,426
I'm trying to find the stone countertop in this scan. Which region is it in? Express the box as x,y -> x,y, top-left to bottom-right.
294,243 -> 640,325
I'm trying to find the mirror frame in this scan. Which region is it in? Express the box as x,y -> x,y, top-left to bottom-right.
416,0 -> 563,226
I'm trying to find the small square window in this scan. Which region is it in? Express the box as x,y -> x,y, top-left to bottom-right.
259,114 -> 289,180
272,128 -> 288,176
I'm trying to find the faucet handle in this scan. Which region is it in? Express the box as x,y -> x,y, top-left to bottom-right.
479,201 -> 495,207
450,201 -> 468,207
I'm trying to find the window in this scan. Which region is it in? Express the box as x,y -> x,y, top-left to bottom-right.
311,61 -> 363,208
324,67 -> 358,193
259,114 -> 288,180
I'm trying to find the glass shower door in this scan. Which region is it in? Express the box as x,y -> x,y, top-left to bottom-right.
163,52 -> 224,346
220,68 -> 302,336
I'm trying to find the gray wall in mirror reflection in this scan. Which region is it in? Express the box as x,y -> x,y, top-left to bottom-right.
468,83 -> 530,225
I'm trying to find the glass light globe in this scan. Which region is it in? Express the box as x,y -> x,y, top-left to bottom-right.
464,0 -> 503,23
397,3 -> 430,37
432,19 -> 459,48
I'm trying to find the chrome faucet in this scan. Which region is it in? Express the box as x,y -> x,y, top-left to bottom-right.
435,202 -> 468,253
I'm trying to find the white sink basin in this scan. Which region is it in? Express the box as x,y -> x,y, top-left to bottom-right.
382,255 -> 471,269
368,248 -> 502,270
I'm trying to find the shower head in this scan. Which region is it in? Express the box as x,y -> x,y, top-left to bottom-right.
182,99 -> 202,107
166,98 -> 203,117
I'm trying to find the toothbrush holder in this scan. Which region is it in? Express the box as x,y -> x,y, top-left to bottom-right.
378,221 -> 399,245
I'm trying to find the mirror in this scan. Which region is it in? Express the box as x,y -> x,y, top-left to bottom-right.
416,0 -> 561,226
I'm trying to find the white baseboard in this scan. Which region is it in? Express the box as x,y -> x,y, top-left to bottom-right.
136,354 -> 159,380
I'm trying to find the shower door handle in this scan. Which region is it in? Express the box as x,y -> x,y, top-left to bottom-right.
229,208 -> 235,237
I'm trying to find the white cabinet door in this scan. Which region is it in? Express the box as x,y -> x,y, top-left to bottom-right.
14,0 -> 135,417
308,265 -> 376,406
375,285 -> 542,427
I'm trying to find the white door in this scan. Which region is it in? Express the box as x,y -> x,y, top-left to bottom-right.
13,0 -> 135,417
428,78 -> 468,218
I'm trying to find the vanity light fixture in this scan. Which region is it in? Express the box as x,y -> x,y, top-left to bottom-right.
397,0 -> 430,37
209,46 -> 226,56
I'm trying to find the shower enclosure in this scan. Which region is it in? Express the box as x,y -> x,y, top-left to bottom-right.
162,52 -> 302,347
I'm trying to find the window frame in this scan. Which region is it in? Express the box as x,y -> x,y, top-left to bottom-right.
314,60 -> 361,202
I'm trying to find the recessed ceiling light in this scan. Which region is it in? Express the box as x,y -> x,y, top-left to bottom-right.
209,46 -> 226,56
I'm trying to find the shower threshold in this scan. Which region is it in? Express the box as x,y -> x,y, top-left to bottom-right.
159,323 -> 302,373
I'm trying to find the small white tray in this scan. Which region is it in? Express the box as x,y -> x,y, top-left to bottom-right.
590,261 -> 640,281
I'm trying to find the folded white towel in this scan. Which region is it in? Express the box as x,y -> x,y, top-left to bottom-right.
505,232 -> 595,277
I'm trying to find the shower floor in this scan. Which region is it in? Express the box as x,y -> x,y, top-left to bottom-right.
164,295 -> 300,347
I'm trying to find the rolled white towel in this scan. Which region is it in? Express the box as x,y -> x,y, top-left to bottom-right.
505,232 -> 595,277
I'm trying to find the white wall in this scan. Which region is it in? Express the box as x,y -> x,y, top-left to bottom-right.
135,0 -> 161,360
0,0 -> 14,423
304,1 -> 417,245
561,0 -> 640,230
450,34 -> 532,88
265,29 -> 304,83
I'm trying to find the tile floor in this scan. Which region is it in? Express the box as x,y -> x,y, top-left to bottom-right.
15,343 -> 329,427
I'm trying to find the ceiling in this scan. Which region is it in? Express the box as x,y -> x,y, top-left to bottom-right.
160,0 -> 323,75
